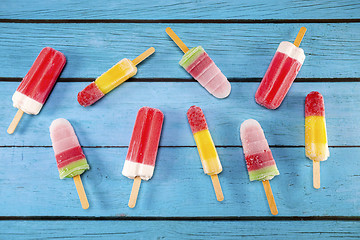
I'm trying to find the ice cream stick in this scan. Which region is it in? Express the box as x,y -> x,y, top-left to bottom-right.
293,27 -> 307,47
313,160 -> 320,189
132,47 -> 155,66
73,175 -> 89,209
262,180 -> 278,215
210,174 -> 224,202
128,176 -> 142,208
166,27 -> 189,53
7,109 -> 24,134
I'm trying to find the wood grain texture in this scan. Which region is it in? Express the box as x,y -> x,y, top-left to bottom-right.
0,147 -> 359,217
1,220 -> 360,239
0,23 -> 359,78
0,82 -> 359,147
0,0 -> 359,20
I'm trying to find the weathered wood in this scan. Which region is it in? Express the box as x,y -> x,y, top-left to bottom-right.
0,0 -> 359,20
0,23 -> 359,78
0,82 -> 358,147
1,220 -> 360,239
0,147 -> 358,217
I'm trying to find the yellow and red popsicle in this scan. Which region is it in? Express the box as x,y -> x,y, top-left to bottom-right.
187,106 -> 224,201
77,47 -> 155,107
305,91 -> 329,189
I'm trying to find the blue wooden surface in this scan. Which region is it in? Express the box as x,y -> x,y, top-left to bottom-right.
0,0 -> 359,239
0,147 -> 359,216
0,0 -> 359,19
0,23 -> 359,78
1,221 -> 360,239
0,82 -> 359,147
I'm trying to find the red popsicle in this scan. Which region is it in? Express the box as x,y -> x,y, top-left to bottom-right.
8,47 -> 66,134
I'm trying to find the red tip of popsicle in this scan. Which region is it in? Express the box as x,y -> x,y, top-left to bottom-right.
77,82 -> 105,107
305,91 -> 325,117
187,106 -> 208,134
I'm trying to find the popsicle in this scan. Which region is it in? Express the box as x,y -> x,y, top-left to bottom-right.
240,119 -> 279,215
255,27 -> 307,109
305,91 -> 329,189
166,27 -> 231,99
122,107 -> 164,208
187,106 -> 224,201
50,118 -> 90,209
77,47 -> 155,107
8,47 -> 66,134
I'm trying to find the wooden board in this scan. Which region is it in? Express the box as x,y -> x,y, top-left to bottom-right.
1,147 -> 359,217
0,0 -> 359,238
0,0 -> 359,20
0,23 -> 359,78
1,82 -> 359,147
1,220 -> 360,239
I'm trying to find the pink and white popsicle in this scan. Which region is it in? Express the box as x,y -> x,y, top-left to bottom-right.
166,27 -> 231,98
49,118 -> 90,209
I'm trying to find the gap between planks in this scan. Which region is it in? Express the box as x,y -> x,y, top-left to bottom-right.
0,78 -> 359,83
0,19 -> 360,24
0,146 -> 357,148
0,216 -> 360,221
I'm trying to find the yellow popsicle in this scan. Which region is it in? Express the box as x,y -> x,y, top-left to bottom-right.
305,116 -> 329,161
95,58 -> 137,94
194,129 -> 222,175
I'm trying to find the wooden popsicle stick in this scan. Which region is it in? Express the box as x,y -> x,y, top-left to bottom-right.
7,109 -> 24,134
313,160 -> 320,189
165,27 -> 189,53
262,180 -> 278,215
210,174 -> 224,202
293,27 -> 307,47
132,47 -> 155,66
73,175 -> 89,209
128,176 -> 142,208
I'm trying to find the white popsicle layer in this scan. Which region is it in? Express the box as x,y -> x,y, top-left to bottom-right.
12,91 -> 43,115
277,41 -> 305,64
122,160 -> 155,181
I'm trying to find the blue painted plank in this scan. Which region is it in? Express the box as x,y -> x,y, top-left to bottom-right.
1,220 -> 360,239
0,82 -> 359,147
0,0 -> 359,19
0,147 -> 359,217
0,23 -> 359,78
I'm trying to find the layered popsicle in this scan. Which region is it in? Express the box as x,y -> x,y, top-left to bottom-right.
8,47 -> 66,134
166,27 -> 231,99
78,48 -> 155,107
240,119 -> 279,215
122,107 -> 164,208
187,105 -> 224,201
179,46 -> 231,98
50,118 -> 90,209
240,119 -> 279,181
305,91 -> 329,189
50,118 -> 90,179
255,27 -> 306,109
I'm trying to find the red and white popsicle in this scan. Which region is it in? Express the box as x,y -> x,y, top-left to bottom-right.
8,47 -> 66,134
122,107 -> 164,208
255,27 -> 306,109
